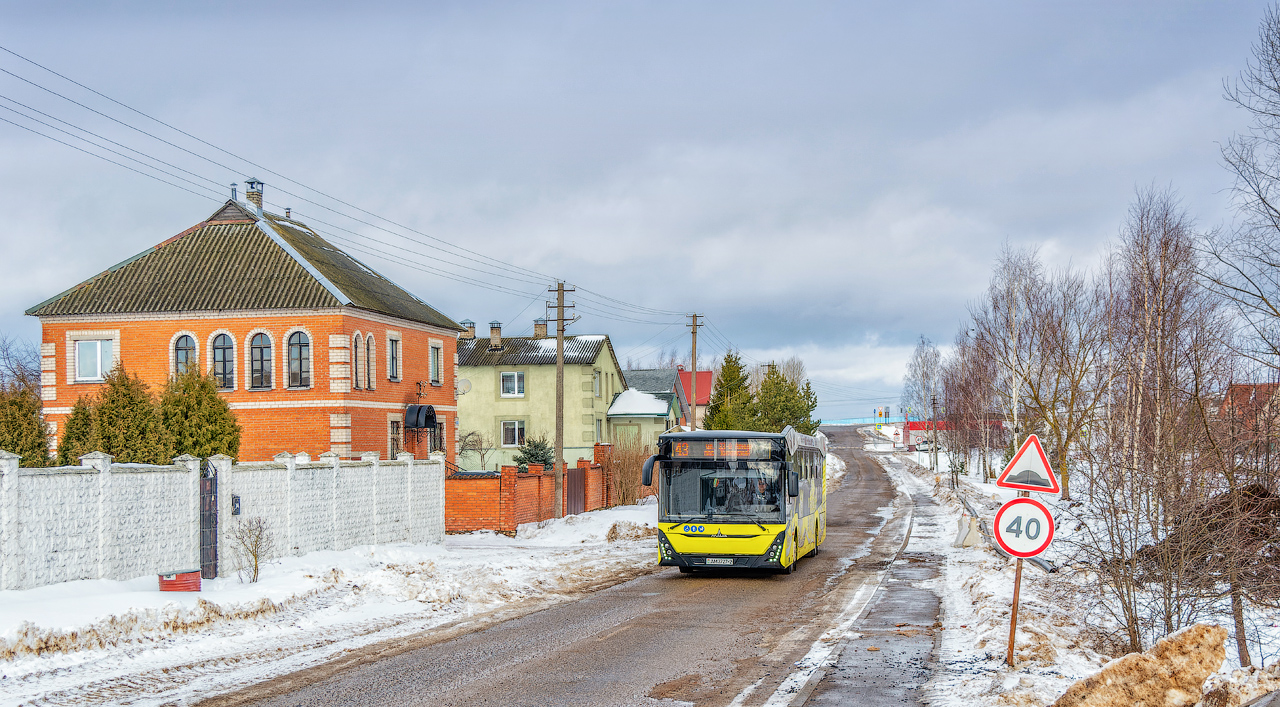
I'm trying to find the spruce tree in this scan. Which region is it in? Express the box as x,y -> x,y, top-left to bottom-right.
58,396 -> 98,466
94,364 -> 173,464
513,434 -> 556,471
755,364 -> 821,435
705,351 -> 756,431
161,369 -> 241,459
0,387 -> 50,467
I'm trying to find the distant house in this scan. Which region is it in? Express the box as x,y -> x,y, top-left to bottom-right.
26,182 -> 465,461
1219,383 -> 1280,439
607,368 -> 679,444
675,365 -> 713,428
455,319 -> 625,469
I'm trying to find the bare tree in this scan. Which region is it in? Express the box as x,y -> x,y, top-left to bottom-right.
459,430 -> 497,470
229,516 -> 276,583
0,334 -> 39,394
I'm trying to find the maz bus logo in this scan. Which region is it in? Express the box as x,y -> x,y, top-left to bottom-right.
683,525 -> 706,533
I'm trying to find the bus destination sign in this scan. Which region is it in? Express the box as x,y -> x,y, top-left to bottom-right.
671,439 -> 773,460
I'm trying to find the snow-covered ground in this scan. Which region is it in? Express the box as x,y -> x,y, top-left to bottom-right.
863,425 -> 1280,707
0,501 -> 659,707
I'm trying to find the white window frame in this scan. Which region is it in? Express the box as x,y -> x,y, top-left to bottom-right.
387,331 -> 402,382
66,329 -> 120,385
501,420 -> 526,447
429,344 -> 443,386
245,329 -> 274,391
284,327 -> 313,389
593,370 -> 601,397
208,330 -> 236,391
352,332 -> 363,389
500,371 -> 525,398
74,339 -> 114,382
169,330 -> 198,377
365,334 -> 376,391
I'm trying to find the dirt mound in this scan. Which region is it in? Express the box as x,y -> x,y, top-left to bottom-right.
1051,623 -> 1227,707
606,521 -> 658,542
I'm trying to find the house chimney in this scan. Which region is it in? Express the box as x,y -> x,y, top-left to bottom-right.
534,318 -> 547,339
285,207 -> 291,219
459,319 -> 476,339
489,321 -> 502,350
245,178 -> 263,209
231,183 -> 238,200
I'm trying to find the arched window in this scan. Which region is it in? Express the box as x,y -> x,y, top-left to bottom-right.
288,332 -> 310,388
365,335 -> 375,391
352,333 -> 362,389
250,333 -> 272,389
174,335 -> 195,375
213,334 -> 234,389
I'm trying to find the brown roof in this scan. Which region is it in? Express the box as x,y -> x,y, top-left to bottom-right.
26,201 -> 464,331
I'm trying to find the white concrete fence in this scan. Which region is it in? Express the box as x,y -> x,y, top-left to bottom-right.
0,450 -> 445,591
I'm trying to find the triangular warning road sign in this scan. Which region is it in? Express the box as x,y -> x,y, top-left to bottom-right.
996,434 -> 1060,493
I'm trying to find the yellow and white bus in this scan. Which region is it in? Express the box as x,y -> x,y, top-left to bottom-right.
641,426 -> 827,573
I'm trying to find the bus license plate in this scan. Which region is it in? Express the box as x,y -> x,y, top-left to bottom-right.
705,558 -> 733,566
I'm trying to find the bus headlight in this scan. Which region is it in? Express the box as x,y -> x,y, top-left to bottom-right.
766,531 -> 786,563
658,532 -> 676,561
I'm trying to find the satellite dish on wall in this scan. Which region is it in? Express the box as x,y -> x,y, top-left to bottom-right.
458,378 -> 472,395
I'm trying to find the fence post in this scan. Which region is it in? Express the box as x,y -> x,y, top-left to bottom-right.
174,454 -> 200,571
206,454 -> 233,573
428,451 -> 445,543
274,452 -> 295,556
398,452 -> 415,543
319,451 -> 340,551
80,451 -> 114,580
0,450 -> 19,590
361,452 -> 380,545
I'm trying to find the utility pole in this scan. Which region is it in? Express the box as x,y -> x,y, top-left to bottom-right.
548,282 -> 575,518
931,394 -> 939,475
688,314 -> 702,430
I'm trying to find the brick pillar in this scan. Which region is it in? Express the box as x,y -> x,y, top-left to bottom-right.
0,450 -> 19,590
499,464 -> 518,533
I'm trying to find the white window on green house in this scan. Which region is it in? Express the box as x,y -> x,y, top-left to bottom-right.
75,339 -> 113,381
430,345 -> 443,385
502,420 -> 525,447
500,371 -> 524,397
596,418 -> 602,443
593,370 -> 601,397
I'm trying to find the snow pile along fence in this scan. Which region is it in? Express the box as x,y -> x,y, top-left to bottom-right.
0,449 -> 446,591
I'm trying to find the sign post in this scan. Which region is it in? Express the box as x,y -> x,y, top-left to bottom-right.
994,434 -> 1059,667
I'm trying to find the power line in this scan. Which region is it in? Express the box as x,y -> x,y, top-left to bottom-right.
0,43 -> 687,321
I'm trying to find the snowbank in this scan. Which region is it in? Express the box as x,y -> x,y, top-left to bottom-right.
0,501 -> 659,706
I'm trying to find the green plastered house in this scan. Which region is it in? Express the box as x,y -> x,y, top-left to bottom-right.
606,368 -> 681,446
455,319 -> 626,469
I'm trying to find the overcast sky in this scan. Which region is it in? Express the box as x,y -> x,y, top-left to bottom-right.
0,1 -> 1270,419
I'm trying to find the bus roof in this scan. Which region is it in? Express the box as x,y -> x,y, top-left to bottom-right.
658,427 -> 827,455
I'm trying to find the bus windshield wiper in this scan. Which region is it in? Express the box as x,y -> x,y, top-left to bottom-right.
708,512 -> 769,532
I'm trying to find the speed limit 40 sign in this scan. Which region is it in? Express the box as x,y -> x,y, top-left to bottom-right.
993,497 -> 1055,558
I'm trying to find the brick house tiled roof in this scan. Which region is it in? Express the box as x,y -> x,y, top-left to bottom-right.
26,200 -> 464,331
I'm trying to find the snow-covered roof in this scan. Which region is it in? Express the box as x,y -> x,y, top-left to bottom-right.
607,389 -> 672,417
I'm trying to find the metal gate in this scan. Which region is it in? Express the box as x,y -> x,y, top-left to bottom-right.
200,463 -> 218,579
566,466 -> 586,516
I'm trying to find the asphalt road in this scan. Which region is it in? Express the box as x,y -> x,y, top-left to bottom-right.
211,426 -> 921,707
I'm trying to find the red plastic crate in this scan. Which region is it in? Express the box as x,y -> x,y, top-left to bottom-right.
158,569 -> 201,592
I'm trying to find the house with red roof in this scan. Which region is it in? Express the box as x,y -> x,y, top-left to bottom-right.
676,365 -> 713,428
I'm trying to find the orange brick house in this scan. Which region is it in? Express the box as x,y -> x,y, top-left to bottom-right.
25,182 -> 465,462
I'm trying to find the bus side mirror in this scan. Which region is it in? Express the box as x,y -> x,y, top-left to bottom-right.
642,455 -> 658,486
788,471 -> 800,497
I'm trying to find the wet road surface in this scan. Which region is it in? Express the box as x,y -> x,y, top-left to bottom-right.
208,426 -> 937,707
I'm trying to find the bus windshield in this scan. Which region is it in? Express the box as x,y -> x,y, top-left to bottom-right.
661,460 -> 785,523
